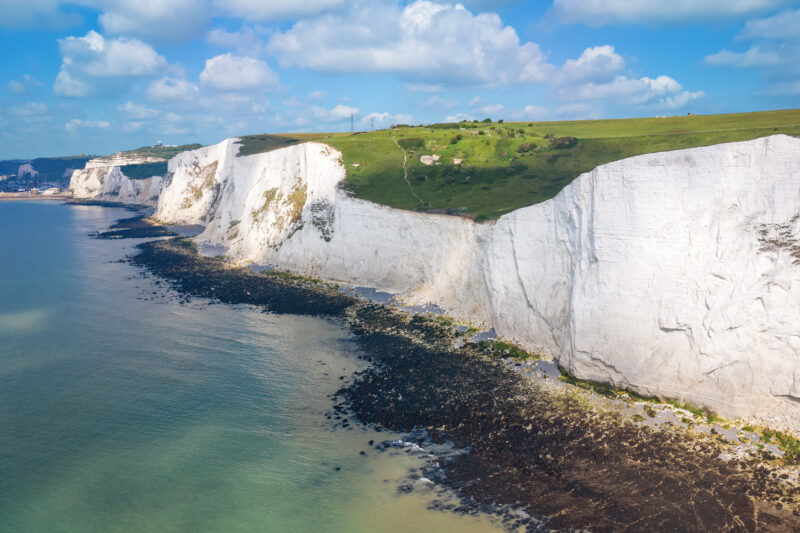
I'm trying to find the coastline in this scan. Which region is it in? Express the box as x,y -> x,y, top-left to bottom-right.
128,234 -> 800,531
0,194 -> 73,201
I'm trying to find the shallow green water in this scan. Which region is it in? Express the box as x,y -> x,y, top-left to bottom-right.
0,202 -> 502,532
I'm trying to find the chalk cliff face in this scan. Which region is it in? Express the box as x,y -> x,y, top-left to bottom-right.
70,155 -> 163,206
155,134 -> 800,431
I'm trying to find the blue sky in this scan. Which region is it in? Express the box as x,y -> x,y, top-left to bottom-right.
1,0 -> 799,159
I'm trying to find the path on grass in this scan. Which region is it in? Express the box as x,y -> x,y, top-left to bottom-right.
392,137 -> 426,207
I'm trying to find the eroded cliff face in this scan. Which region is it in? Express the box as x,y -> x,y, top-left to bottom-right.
69,155 -> 163,207
155,134 -> 800,431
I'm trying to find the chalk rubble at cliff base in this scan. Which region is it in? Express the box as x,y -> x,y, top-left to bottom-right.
73,134 -> 800,433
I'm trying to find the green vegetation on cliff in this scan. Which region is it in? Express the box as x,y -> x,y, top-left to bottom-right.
120,161 -> 168,180
236,109 -> 800,220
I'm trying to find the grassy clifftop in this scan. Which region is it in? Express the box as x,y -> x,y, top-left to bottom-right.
236,109 -> 800,220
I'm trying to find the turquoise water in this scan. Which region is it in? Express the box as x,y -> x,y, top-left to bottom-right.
0,202 -> 501,532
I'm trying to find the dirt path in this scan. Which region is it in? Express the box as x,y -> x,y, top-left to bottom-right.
392,137 -> 426,207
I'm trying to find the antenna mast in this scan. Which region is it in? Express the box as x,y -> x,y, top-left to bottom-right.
350,114 -> 354,132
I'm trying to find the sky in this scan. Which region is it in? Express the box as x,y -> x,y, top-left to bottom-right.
1,0 -> 799,159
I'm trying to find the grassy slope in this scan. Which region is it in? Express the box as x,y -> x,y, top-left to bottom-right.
236,109 -> 800,220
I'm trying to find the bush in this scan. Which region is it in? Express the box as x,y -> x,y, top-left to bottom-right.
517,142 -> 537,153
450,134 -> 463,144
481,117 -> 492,123
551,136 -> 578,149
398,137 -> 425,150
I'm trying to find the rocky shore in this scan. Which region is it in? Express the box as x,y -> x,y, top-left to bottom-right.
127,235 -> 800,531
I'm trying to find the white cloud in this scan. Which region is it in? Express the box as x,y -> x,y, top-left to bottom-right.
740,8 -> 800,40
562,74 -> 704,110
65,118 -> 110,132
217,0 -> 344,20
406,83 -> 445,93
360,112 -> 414,129
6,80 -> 26,94
545,46 -> 703,112
54,31 -> 167,96
98,0 -> 211,43
147,77 -> 200,101
422,95 -> 459,109
660,90 -> 706,109
553,0 -> 787,25
509,105 -> 549,121
0,0 -> 81,28
266,1 -> 553,86
117,101 -> 159,119
704,46 -> 782,67
5,74 -> 42,95
207,26 -> 265,56
123,121 -> 144,132
12,102 -> 48,116
308,90 -> 327,102
468,96 -> 484,107
199,53 -> 280,91
474,104 -> 504,115
444,112 -> 475,122
311,104 -> 359,122
555,45 -> 625,84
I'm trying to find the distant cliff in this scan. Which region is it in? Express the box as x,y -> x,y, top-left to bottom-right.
150,135 -> 800,432
69,155 -> 164,207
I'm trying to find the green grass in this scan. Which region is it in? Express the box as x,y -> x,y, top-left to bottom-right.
236,109 -> 800,220
117,143 -> 203,160
120,161 -> 168,180
477,339 -> 540,361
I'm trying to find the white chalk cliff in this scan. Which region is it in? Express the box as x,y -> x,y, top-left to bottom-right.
150,134 -> 800,431
69,155 -> 164,207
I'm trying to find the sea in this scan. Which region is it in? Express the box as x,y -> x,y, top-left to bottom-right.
0,201 -> 501,532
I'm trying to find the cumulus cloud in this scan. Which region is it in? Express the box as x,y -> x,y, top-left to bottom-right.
308,90 -> 327,102
65,118 -> 110,132
0,0 -> 82,28
266,0 -> 553,86
217,0 -> 344,20
422,95 -> 459,109
98,0 -> 211,43
509,105 -> 549,121
207,26 -> 266,56
311,104 -> 359,122
406,83 -> 445,93
12,102 -> 48,116
54,31 -> 167,97
474,103 -> 504,115
548,46 -> 703,112
117,101 -> 159,119
5,75 -> 42,95
740,8 -> 800,40
555,45 -> 625,84
706,8 -> 800,94
360,112 -> 414,129
564,75 -> 704,109
553,0 -> 786,25
444,112 -> 475,122
704,46 -> 782,67
199,53 -> 280,91
147,77 -> 200,101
